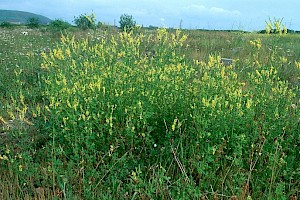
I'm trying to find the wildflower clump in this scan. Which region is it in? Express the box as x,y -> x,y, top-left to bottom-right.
40,29 -> 198,196
265,17 -> 288,35
74,13 -> 97,30
37,29 -> 300,199
249,38 -> 262,50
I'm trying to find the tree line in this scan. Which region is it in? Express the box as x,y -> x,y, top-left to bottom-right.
0,13 -> 137,32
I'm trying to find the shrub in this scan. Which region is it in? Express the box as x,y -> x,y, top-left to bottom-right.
48,19 -> 71,31
73,13 -> 96,30
119,14 -> 136,32
97,21 -> 116,31
26,17 -> 40,28
0,21 -> 14,28
39,29 -> 300,199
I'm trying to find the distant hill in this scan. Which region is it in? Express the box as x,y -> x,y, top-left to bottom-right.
0,10 -> 52,25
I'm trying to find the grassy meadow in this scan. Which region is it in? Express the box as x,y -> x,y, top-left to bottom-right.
0,26 -> 299,199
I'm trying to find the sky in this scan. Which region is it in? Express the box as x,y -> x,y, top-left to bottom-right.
1,0 -> 300,31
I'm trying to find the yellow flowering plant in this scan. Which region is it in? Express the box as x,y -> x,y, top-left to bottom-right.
1,25 -> 299,199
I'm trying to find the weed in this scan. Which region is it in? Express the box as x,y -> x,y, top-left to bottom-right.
0,27 -> 299,199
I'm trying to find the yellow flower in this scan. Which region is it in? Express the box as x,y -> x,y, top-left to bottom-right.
280,57 -> 288,64
172,118 -> 178,131
246,99 -> 253,109
250,38 -> 262,50
65,48 -> 71,57
110,145 -> 114,152
295,61 -> 300,69
61,34 -> 67,44
211,98 -> 217,109
0,116 -> 7,124
256,42 -> 262,50
202,98 -> 210,107
255,70 -> 261,77
5,146 -> 10,154
17,153 -> 22,159
53,48 -> 64,60
1,155 -> 8,160
19,165 -> 23,172
131,171 -> 137,181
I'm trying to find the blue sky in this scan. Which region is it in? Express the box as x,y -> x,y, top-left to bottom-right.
1,0 -> 300,31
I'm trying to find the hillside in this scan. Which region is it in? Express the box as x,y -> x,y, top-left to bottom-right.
0,10 -> 52,25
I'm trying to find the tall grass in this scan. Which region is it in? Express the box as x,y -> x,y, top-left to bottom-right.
0,27 -> 299,199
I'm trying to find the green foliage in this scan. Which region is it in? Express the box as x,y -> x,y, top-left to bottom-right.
0,27 -> 300,199
97,21 -> 116,31
48,19 -> 71,31
73,13 -> 96,30
119,14 -> 136,32
0,21 -> 14,28
37,29 -> 299,199
26,17 -> 40,28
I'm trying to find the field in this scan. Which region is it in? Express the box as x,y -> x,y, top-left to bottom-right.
0,26 -> 299,199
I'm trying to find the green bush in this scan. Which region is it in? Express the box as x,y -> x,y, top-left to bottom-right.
0,21 -> 14,28
73,13 -> 96,30
26,17 -> 40,28
119,14 -> 136,32
1,27 -> 299,199
48,19 -> 71,31
38,29 -> 300,199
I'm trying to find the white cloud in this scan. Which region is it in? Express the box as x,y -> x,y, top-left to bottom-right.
210,7 -> 240,15
183,4 -> 241,16
183,4 -> 206,13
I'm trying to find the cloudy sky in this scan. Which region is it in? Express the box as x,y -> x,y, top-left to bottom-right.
1,0 -> 300,31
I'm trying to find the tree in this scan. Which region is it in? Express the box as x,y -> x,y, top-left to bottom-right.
48,19 -> 71,31
0,21 -> 13,28
27,17 -> 40,28
74,13 -> 96,30
119,14 -> 136,32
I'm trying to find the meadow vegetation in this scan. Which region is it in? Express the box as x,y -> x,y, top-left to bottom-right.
0,24 -> 299,199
